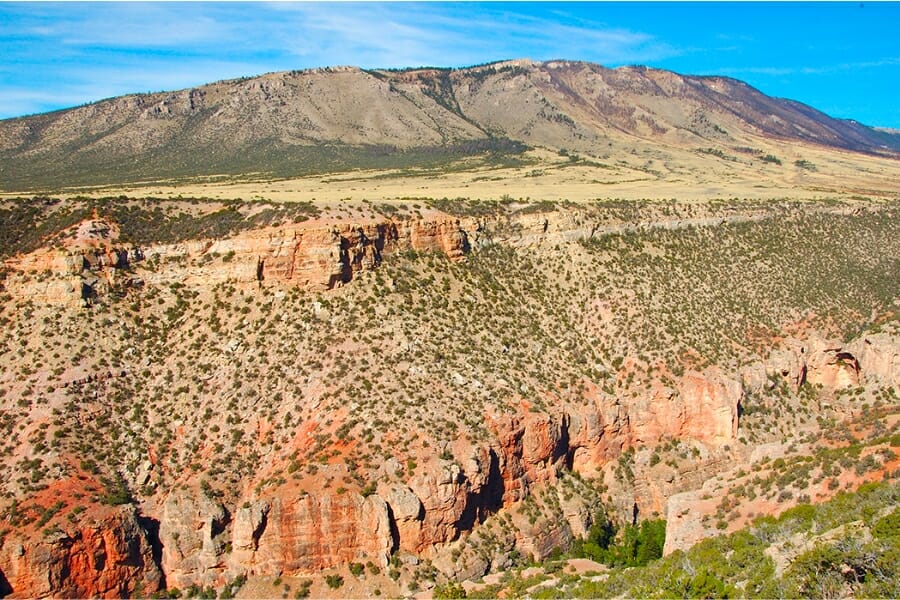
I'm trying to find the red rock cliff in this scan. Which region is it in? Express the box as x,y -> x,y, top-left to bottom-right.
0,506 -> 161,599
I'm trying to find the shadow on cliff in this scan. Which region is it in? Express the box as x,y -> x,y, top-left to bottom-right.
457,449 -> 505,532
0,567 -> 11,597
386,504 -> 402,554
138,515 -> 166,590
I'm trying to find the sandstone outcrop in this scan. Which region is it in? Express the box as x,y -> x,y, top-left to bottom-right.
390,367 -> 741,561
2,216 -> 472,305
403,463 -> 472,554
139,363 -> 745,590
628,368 -> 742,446
755,335 -> 868,394
664,330 -> 900,557
0,507 -> 161,599
157,489 -> 393,585
248,493 -> 393,574
804,337 -> 861,389
6,203 -> 895,596
847,332 -> 900,388
663,488 -> 714,556
385,486 -> 424,553
402,219 -> 471,259
229,500 -> 270,572
159,490 -> 230,588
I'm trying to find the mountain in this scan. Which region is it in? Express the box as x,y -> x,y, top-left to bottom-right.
2,59 -> 899,190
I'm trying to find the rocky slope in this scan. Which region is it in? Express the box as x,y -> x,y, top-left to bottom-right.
0,197 -> 897,597
479,480 -> 899,599
2,59 -> 899,190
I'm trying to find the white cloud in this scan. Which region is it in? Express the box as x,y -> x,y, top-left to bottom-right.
258,3 -> 678,68
715,57 -> 900,78
33,4 -> 235,48
0,2 -> 681,118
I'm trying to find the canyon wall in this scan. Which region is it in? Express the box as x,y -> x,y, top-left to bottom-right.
664,333 -> 898,556
0,507 -> 161,599
0,363 -> 742,594
1,207 -> 895,596
1,215 -> 473,306
148,365 -> 742,586
5,327 -> 895,595
0,202 -> 861,307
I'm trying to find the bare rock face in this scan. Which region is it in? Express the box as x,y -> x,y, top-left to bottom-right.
1,272 -> 86,308
804,337 -> 860,389
249,492 -> 393,574
385,486 -> 424,554
159,489 -> 393,583
159,490 -> 230,588
406,464 -> 471,554
567,395 -> 630,473
229,500 -> 270,570
2,216 -> 472,305
669,368 -> 742,442
765,341 -> 809,392
374,411 -> 589,563
663,489 -> 710,556
521,412 -> 569,477
759,335 -> 871,393
572,368 -> 742,454
401,218 -> 470,260
847,332 -> 900,388
0,507 -> 161,598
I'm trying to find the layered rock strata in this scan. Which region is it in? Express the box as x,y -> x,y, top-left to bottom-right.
0,507 -> 162,599
2,216 -> 472,306
151,365 -> 742,586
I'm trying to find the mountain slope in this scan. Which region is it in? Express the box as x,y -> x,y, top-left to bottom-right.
1,59 -> 898,191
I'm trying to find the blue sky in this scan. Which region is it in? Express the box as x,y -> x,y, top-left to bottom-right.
2,2 -> 899,128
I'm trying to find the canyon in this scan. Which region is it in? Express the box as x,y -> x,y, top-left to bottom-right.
0,196 -> 897,597
0,58 -> 898,599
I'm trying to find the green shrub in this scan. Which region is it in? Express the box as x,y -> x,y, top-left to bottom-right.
433,582 -> 467,598
575,514 -> 665,567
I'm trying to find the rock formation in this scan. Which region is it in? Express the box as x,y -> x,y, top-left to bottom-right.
628,368 -> 742,446
848,332 -> 900,388
1,201 -> 896,597
125,362 -> 743,592
1,216 -> 473,306
663,331 -> 900,556
238,493 -> 393,575
749,335 -> 867,394
158,490 -> 231,588
0,507 -> 161,599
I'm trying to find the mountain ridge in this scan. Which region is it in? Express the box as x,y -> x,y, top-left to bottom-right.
2,59 -> 899,191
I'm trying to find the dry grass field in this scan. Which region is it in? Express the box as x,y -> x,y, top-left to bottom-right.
9,141 -> 898,207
